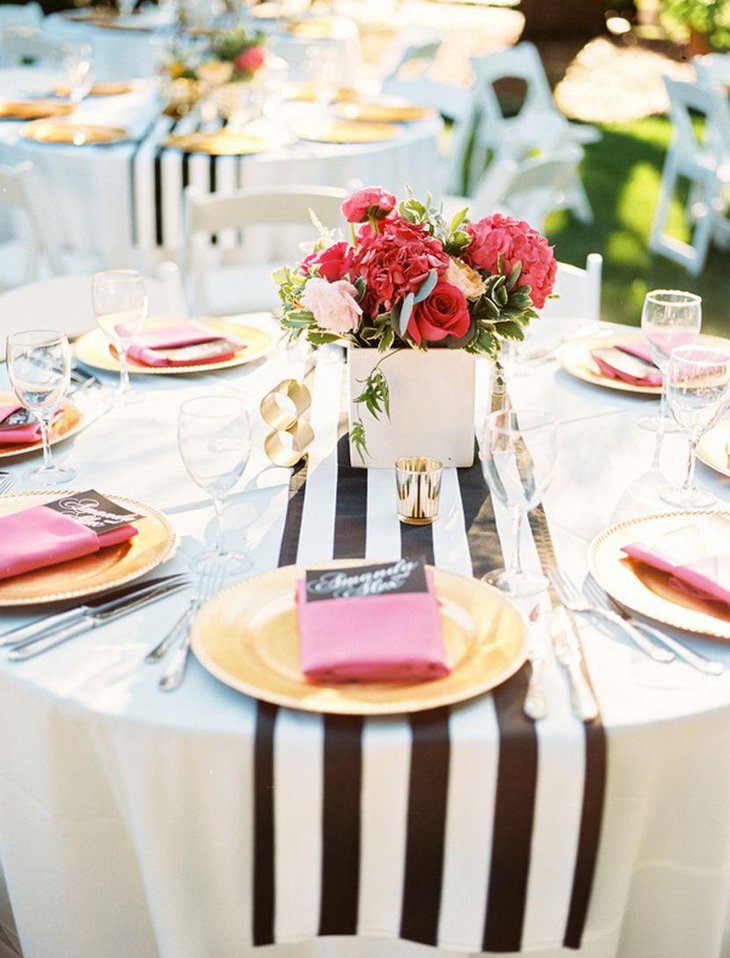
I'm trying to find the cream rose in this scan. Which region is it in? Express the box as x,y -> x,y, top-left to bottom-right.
301,277 -> 362,334
197,59 -> 234,88
446,256 -> 485,300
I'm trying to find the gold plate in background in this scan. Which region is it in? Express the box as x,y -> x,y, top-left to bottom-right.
697,420 -> 730,479
52,81 -> 134,97
0,491 -> 176,606
74,318 -> 273,375
0,392 -> 84,461
558,335 -> 662,395
22,121 -> 129,145
0,100 -> 73,120
333,98 -> 434,123
589,510 -> 730,641
286,17 -> 338,37
191,562 -> 528,715
296,121 -> 398,144
284,82 -> 358,103
164,131 -> 271,156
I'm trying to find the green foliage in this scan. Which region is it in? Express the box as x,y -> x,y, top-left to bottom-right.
659,0 -> 730,49
350,420 -> 368,464
210,28 -> 264,62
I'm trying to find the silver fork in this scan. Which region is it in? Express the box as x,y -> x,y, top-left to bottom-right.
0,472 -> 15,495
549,568 -> 675,664
159,563 -> 226,692
145,564 -> 214,663
584,578 -> 724,676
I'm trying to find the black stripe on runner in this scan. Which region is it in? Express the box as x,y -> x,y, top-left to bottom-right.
252,701 -> 277,946
563,719 -> 607,949
457,444 -> 503,580
318,715 -> 364,935
153,147 -> 164,248
209,155 -> 218,246
128,117 -> 158,247
333,434 -> 367,559
482,665 -> 539,953
278,457 -> 308,567
399,520 -> 434,565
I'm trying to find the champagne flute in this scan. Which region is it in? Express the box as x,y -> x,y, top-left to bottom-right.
639,289 -> 702,432
661,346 -> 730,509
92,270 -> 147,406
6,330 -> 75,487
178,396 -> 253,574
479,409 -> 556,597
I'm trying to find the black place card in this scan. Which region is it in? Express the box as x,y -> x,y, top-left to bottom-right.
45,490 -> 142,534
305,557 -> 429,602
0,407 -> 34,430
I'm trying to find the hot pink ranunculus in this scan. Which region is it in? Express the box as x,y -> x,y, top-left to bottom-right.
462,213 -> 557,309
351,216 -> 449,313
407,280 -> 471,346
341,187 -> 397,224
301,241 -> 354,283
233,46 -> 266,76
301,277 -> 362,334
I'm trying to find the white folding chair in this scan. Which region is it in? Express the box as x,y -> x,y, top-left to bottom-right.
693,52 -> 730,90
650,77 -> 730,276
0,3 -> 42,31
0,162 -> 66,290
382,39 -> 471,124
0,25 -> 62,68
541,254 -> 603,325
182,185 -> 348,315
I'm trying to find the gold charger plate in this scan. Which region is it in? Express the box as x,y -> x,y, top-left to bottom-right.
191,562 -> 528,715
558,334 -> 662,395
0,100 -> 73,120
0,491 -> 176,606
296,121 -> 398,144
286,17 -> 338,38
52,81 -> 134,97
333,98 -> 434,123
164,132 -> 271,156
697,420 -> 730,479
589,510 -> 730,641
0,391 -> 84,461
74,318 -> 273,376
284,81 -> 358,103
22,121 -> 129,145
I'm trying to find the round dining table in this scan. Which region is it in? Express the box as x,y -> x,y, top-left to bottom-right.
0,314 -> 729,958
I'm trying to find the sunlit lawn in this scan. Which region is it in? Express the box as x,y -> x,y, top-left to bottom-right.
545,116 -> 730,336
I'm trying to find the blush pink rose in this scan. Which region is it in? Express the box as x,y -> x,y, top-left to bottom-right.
407,280 -> 471,346
342,187 -> 397,224
234,46 -> 266,76
301,277 -> 362,334
301,241 -> 354,282
462,213 -> 557,309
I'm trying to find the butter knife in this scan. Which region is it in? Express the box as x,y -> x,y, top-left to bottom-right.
550,606 -> 599,722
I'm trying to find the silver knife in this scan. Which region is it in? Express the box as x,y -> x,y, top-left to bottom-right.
0,573 -> 189,648
550,606 -> 599,722
6,575 -> 190,660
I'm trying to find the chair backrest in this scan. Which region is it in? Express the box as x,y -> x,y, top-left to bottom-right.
664,76 -> 730,166
693,52 -> 730,89
0,25 -> 62,68
0,162 -> 65,283
540,254 -> 602,324
382,39 -> 471,123
0,3 -> 43,31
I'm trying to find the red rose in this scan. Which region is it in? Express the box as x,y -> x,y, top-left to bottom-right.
234,46 -> 266,76
351,216 -> 449,312
301,241 -> 353,282
342,187 -> 397,224
407,280 -> 471,346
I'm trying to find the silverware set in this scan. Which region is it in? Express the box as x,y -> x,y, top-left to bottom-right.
0,472 -> 15,495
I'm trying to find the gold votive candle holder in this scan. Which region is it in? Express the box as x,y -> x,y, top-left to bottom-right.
395,457 -> 443,526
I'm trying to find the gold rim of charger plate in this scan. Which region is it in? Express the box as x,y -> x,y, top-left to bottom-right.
191,562 -> 528,715
589,510 -> 730,640
22,121 -> 129,145
164,132 -> 272,156
296,121 -> 398,144
73,319 -> 273,376
0,391 -> 84,461
52,82 -> 134,97
0,491 -> 177,606
0,100 -> 73,120
332,100 -> 434,123
557,335 -> 663,395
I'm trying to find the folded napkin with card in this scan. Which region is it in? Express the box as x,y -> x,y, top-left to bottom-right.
622,516 -> 730,607
126,322 -> 243,367
296,558 -> 450,683
0,404 -> 62,445
0,490 -> 140,581
591,342 -> 662,386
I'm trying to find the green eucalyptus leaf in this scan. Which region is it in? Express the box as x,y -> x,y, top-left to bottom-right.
413,269 -> 438,304
398,292 -> 415,337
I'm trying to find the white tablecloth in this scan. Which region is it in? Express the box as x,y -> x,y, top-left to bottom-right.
0,321 -> 729,958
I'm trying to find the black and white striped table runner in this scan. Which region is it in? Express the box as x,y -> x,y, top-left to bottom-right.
251,355 -> 606,954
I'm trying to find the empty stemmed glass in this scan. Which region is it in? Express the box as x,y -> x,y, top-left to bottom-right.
661,346 -> 730,509
62,43 -> 94,107
92,270 -> 147,406
479,409 -> 556,597
178,396 -> 253,575
6,329 -> 75,487
639,289 -> 702,432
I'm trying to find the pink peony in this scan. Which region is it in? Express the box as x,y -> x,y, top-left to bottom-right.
462,213 -> 557,309
301,241 -> 353,283
342,187 -> 397,224
301,277 -> 362,334
233,46 -> 266,76
407,280 -> 471,346
351,216 -> 449,313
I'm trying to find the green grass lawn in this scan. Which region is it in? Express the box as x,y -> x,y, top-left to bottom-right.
545,116 -> 730,336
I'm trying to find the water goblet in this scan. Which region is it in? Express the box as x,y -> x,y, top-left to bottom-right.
178,396 -> 253,575
660,346 -> 730,509
62,43 -> 94,107
639,289 -> 702,433
92,269 -> 147,405
6,329 -> 75,487
479,409 -> 556,597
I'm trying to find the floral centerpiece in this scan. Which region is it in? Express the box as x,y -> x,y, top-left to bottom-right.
274,187 -> 557,466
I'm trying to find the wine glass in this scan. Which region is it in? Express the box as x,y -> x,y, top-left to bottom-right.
6,330 -> 75,487
639,289 -> 702,432
479,409 -> 556,597
92,270 -> 147,406
117,0 -> 137,17
178,396 -> 253,574
661,346 -> 730,509
62,43 -> 94,107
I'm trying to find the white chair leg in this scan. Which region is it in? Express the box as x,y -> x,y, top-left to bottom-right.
566,171 -> 593,224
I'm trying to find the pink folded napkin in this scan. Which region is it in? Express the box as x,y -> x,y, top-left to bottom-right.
0,503 -> 137,581
125,322 -> 243,367
591,343 -> 662,386
0,404 -> 63,445
296,559 -> 450,683
623,534 -> 730,608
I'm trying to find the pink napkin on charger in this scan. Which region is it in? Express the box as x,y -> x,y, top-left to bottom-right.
125,322 -> 243,367
0,404 -> 63,445
0,504 -> 137,581
296,562 -> 450,683
591,342 -> 662,386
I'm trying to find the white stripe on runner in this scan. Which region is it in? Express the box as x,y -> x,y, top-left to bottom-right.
161,146 -> 182,253
365,468 -> 400,562
431,467 -> 472,578
216,155 -> 237,250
